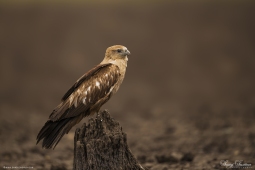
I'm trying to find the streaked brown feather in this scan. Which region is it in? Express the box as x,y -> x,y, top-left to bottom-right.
62,63 -> 112,101
50,64 -> 120,121
37,63 -> 121,149
36,114 -> 83,149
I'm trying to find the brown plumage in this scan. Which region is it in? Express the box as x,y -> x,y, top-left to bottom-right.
36,45 -> 130,149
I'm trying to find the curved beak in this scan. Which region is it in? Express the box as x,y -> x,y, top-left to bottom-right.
124,49 -> 131,56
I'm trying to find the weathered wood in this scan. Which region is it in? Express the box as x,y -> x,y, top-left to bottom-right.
73,110 -> 144,170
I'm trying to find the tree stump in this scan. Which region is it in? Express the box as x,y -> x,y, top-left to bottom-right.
73,110 -> 145,170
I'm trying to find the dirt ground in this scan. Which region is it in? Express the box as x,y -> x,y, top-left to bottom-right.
1,2 -> 255,170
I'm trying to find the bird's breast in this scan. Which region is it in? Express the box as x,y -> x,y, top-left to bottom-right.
111,62 -> 127,94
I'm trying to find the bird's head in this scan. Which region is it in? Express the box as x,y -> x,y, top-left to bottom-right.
105,45 -> 131,61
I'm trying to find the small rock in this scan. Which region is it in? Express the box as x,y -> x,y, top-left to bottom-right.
171,152 -> 183,160
143,163 -> 154,169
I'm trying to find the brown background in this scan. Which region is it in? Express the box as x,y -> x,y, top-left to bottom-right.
0,1 -> 255,169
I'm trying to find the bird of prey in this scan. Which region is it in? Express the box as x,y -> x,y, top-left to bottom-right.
36,45 -> 130,149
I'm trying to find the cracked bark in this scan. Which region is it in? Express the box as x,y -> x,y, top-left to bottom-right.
73,110 -> 144,170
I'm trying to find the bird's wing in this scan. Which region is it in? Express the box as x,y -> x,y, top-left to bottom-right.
62,63 -> 110,101
49,63 -> 120,121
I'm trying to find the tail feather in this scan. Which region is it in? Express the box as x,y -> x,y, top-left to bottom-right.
36,116 -> 81,149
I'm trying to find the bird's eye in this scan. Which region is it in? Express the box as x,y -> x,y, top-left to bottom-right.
117,49 -> 122,53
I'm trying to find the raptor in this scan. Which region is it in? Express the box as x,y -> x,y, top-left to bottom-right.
36,45 -> 130,149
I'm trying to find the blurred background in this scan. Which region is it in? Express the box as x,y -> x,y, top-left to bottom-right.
0,1 -> 255,169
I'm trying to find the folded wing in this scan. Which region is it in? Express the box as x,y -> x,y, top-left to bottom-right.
36,63 -> 121,149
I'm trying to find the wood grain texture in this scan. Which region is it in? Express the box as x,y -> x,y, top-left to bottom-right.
73,110 -> 144,170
